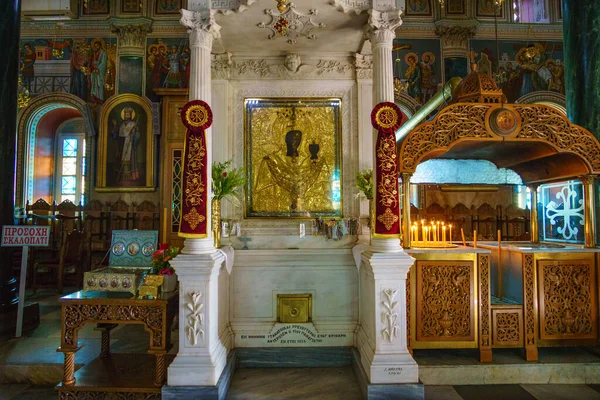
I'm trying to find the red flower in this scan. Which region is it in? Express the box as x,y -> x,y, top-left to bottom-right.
152,249 -> 165,258
159,243 -> 169,250
159,268 -> 174,276
222,172 -> 227,177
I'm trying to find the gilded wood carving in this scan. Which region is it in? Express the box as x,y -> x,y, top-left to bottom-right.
59,391 -> 160,399
400,104 -> 492,172
522,254 -> 538,360
406,269 -> 411,350
478,254 -> 491,359
63,304 -> 165,348
416,261 -> 475,341
399,103 -> 600,178
538,260 -> 597,340
492,309 -> 523,346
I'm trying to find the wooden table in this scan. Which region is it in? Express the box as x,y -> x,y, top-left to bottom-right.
56,290 -> 178,399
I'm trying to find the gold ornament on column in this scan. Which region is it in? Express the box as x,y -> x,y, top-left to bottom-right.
212,198 -> 222,248
212,160 -> 245,248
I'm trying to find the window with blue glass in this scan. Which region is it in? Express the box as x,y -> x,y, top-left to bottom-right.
539,180 -> 585,244
55,134 -> 86,204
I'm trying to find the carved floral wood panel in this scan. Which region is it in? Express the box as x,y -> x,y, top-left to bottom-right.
492,308 -> 523,346
478,254 -> 492,359
538,260 -> 597,340
522,254 -> 538,360
63,304 -> 165,348
416,261 -> 475,341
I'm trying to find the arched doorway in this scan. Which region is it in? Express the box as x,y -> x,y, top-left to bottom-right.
16,93 -> 95,207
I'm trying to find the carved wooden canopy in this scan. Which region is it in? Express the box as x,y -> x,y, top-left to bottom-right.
398,102 -> 600,184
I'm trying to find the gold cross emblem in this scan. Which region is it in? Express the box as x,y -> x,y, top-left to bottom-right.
377,208 -> 399,231
183,207 -> 206,230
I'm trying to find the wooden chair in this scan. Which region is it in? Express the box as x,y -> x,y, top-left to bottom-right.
502,204 -> 530,241
32,229 -> 85,293
448,202 -> 472,242
55,199 -> 82,248
83,200 -> 111,271
134,200 -> 159,230
472,203 -> 500,240
109,199 -> 135,232
26,198 -> 57,248
424,202 -> 447,223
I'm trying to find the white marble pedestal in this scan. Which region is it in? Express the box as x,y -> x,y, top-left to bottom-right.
355,245 -> 420,384
166,249 -> 233,387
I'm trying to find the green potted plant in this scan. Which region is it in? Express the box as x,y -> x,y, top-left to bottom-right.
355,169 -> 374,230
212,160 -> 245,248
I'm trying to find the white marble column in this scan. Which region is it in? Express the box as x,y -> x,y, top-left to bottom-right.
367,9 -> 403,252
355,52 -> 373,240
354,8 -> 419,386
168,8 -> 232,388
179,8 -> 221,255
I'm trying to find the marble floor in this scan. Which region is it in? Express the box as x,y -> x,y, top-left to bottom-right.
4,379 -> 600,399
3,289 -> 600,399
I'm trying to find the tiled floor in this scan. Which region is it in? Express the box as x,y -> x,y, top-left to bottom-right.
3,289 -> 600,399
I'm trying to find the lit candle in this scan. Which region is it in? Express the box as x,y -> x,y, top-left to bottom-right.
442,226 -> 446,245
474,230 -> 477,248
449,224 -> 453,244
421,221 -> 426,245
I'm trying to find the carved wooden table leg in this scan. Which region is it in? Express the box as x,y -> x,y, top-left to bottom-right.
95,323 -> 118,357
57,345 -> 83,386
63,351 -> 76,385
154,352 -> 167,386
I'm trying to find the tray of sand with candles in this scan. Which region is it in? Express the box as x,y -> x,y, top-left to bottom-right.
83,230 -> 158,296
410,220 -> 458,248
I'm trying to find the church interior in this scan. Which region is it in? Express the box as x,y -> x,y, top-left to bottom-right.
2,0 -> 600,399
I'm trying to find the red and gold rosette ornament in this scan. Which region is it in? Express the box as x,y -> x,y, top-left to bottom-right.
371,102 -> 407,238
178,100 -> 213,238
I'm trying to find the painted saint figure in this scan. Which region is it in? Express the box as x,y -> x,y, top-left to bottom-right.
420,52 -> 436,103
164,45 -> 182,88
90,39 -> 107,103
70,39 -> 90,101
257,120 -> 327,213
405,53 -> 422,103
111,107 -> 140,183
21,43 -> 36,92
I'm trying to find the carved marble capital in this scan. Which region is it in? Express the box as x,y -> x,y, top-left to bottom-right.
434,23 -> 478,56
181,8 -> 222,49
110,22 -> 152,49
355,53 -> 373,80
330,0 -> 372,14
367,9 -> 402,46
190,0 -> 257,14
212,52 -> 233,79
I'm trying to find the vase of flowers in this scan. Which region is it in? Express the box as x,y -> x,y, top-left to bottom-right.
150,243 -> 180,292
355,169 -> 374,231
212,160 -> 245,248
